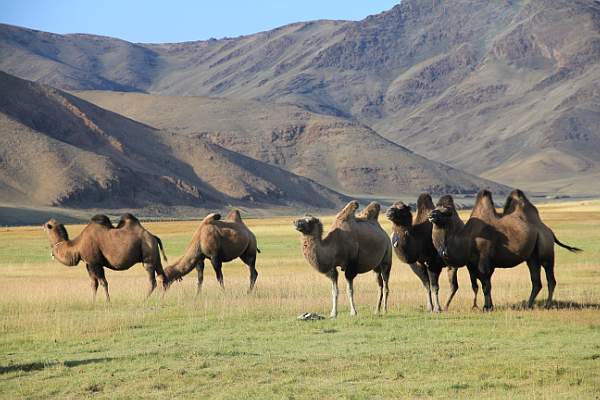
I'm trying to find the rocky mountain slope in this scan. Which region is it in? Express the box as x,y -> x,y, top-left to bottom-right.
1,0 -> 599,194
0,72 -> 346,210
75,90 -> 504,196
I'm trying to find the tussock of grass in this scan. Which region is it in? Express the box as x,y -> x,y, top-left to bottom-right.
1,202 -> 599,398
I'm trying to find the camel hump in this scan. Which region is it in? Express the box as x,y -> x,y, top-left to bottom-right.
335,200 -> 359,221
116,213 -> 140,228
202,212 -> 221,224
436,195 -> 455,208
357,202 -> 380,220
503,189 -> 539,217
90,214 -> 113,228
226,209 -> 243,223
471,189 -> 499,219
415,193 -> 434,223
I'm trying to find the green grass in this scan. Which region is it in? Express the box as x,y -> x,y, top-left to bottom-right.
1,202 -> 600,399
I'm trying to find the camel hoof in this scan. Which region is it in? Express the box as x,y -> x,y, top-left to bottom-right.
329,314 -> 337,319
433,308 -> 441,313
483,306 -> 494,312
544,302 -> 554,309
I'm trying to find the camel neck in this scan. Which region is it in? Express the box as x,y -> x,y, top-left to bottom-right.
52,238 -> 81,266
301,234 -> 335,273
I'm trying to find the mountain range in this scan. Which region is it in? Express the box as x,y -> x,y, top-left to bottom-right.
1,0 -> 599,216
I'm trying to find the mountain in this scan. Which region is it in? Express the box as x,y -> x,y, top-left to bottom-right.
1,0 -> 599,194
0,71 -> 347,210
74,90 -> 504,196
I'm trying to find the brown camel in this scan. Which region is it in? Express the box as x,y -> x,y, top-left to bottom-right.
293,200 -> 393,317
43,214 -> 169,301
429,189 -> 581,311
164,209 -> 259,293
386,193 -> 478,312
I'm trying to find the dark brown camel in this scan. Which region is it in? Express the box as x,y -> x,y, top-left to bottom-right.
429,189 -> 581,311
386,193 -> 478,312
43,214 -> 169,301
164,209 -> 259,294
294,200 -> 393,317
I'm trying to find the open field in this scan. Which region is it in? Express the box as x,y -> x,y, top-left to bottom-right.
1,201 -> 600,399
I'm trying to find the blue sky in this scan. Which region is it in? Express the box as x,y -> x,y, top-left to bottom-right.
0,1 -> 400,43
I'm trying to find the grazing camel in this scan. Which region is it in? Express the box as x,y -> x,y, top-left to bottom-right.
293,200 -> 392,317
387,193 -> 477,311
429,189 -> 581,311
43,214 -> 169,301
164,209 -> 260,293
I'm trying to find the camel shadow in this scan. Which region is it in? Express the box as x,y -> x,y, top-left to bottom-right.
509,300 -> 600,311
0,356 -> 119,374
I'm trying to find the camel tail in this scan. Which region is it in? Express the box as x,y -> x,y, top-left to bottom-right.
552,232 -> 582,253
256,248 -> 261,254
154,235 -> 169,261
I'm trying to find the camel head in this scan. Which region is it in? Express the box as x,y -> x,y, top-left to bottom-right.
293,215 -> 323,237
43,218 -> 69,244
428,195 -> 456,228
386,202 -> 412,227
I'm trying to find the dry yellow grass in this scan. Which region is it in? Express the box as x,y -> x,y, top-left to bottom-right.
1,201 -> 599,399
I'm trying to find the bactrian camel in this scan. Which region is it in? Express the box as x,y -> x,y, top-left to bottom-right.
387,193 -> 478,312
43,213 -> 168,301
429,189 -> 581,311
294,200 -> 392,317
164,209 -> 260,293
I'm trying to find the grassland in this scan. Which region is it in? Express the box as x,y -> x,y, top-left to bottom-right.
1,201 -> 599,399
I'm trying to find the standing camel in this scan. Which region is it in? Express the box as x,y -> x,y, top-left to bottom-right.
164,209 -> 259,294
293,200 -> 392,317
429,189 -> 581,311
387,193 -> 478,312
43,214 -> 169,301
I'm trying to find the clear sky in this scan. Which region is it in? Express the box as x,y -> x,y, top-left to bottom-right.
0,1 -> 400,43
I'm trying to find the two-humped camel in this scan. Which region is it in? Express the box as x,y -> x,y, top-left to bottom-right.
294,201 -> 392,317
164,209 -> 259,293
387,193 -> 479,311
429,189 -> 581,311
43,213 -> 168,301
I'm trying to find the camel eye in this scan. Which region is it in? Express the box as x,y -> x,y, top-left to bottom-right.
46,223 -> 52,229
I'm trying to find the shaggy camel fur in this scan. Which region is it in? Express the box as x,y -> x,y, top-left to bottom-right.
294,200 -> 392,317
387,193 -> 477,311
429,190 -> 581,311
43,214 -> 168,301
164,209 -> 259,293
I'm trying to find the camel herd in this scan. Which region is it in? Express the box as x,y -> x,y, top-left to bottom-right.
43,189 -> 581,315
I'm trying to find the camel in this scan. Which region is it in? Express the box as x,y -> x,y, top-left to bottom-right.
293,200 -> 393,317
164,209 -> 259,294
429,189 -> 581,311
386,193 -> 478,312
43,214 -> 169,301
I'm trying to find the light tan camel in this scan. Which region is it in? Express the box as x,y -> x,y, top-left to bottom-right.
294,200 -> 392,317
43,213 -> 168,301
164,209 -> 259,293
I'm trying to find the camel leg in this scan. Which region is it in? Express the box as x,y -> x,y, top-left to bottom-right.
526,258 -> 543,309
96,266 -> 110,303
210,256 -> 225,290
326,269 -> 339,318
195,258 -> 205,297
144,264 -> 157,299
381,263 -> 391,314
86,264 -> 99,303
427,268 -> 442,313
445,267 -> 459,311
542,255 -> 556,309
409,262 -> 433,311
241,251 -> 259,293
345,270 -> 358,316
467,266 -> 479,309
376,273 -> 384,314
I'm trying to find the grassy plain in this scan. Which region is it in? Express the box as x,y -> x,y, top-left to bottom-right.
1,201 -> 599,399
